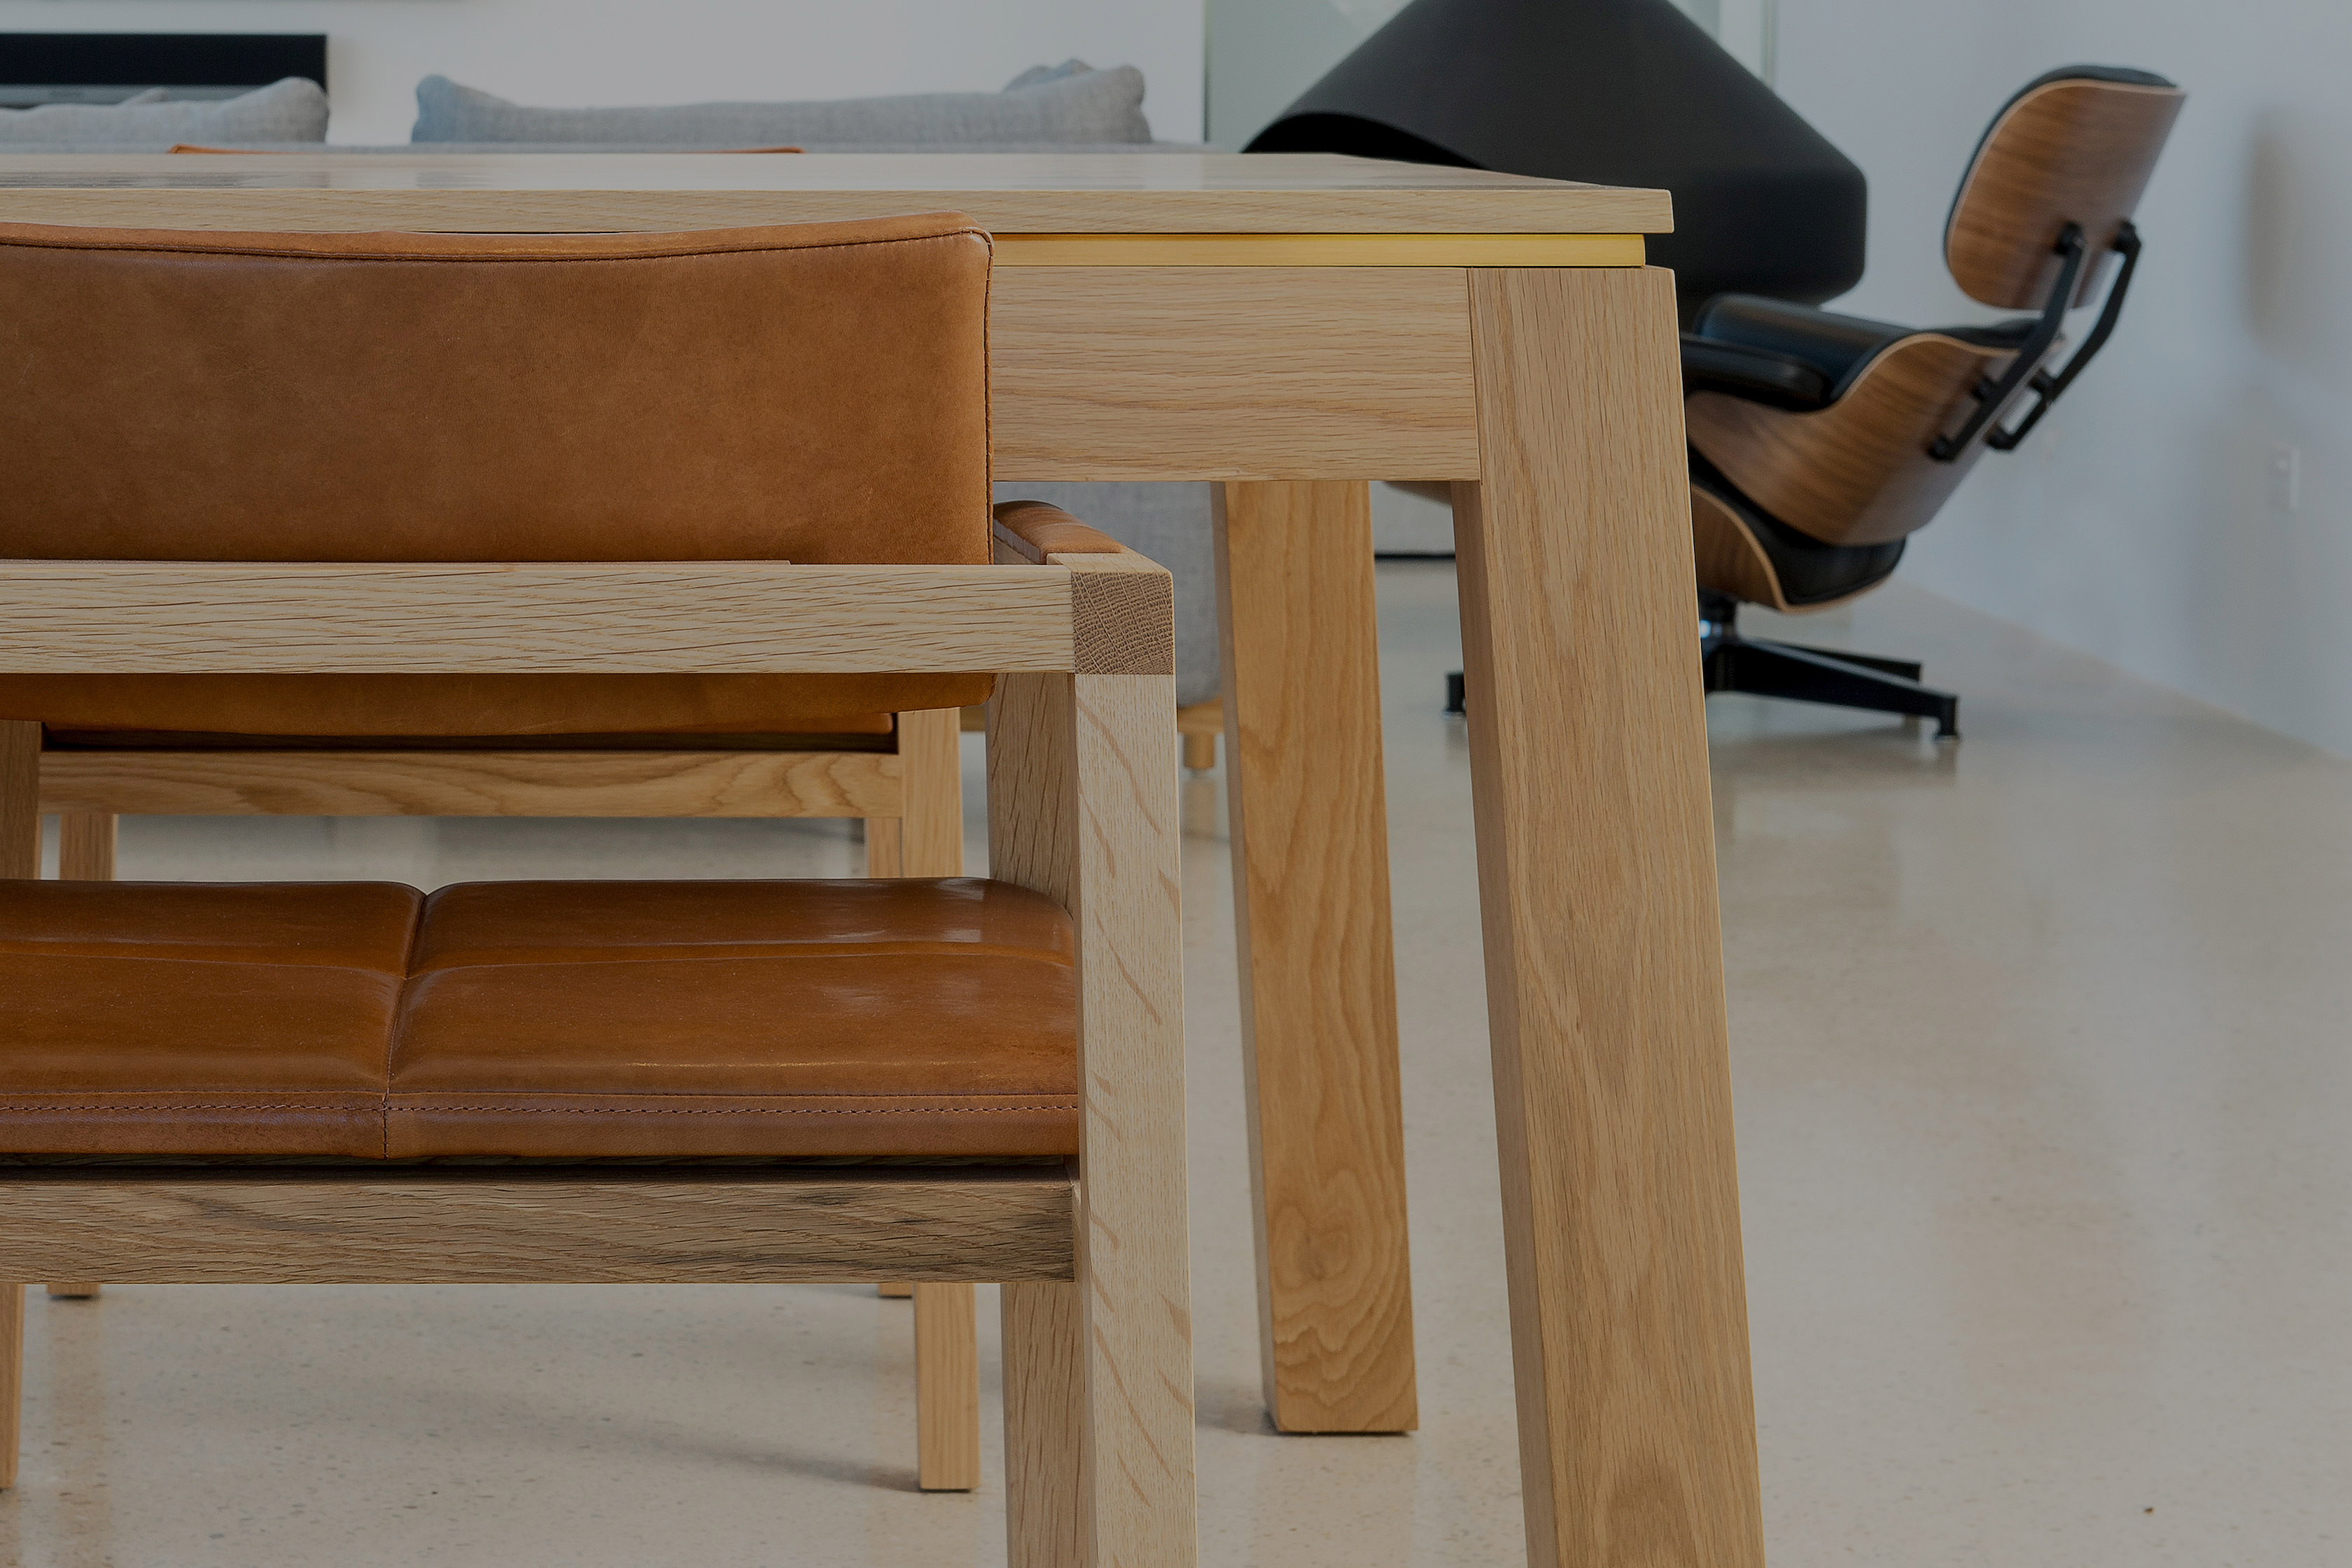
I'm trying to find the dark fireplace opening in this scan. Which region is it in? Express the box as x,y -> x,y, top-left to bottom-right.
0,33 -> 326,108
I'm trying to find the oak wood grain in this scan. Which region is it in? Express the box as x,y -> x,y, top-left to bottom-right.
1212,481 -> 1416,1434
914,1282 -> 982,1491
1002,1279 -> 1084,1568
992,268 -> 1478,482
0,151 -> 1674,236
0,722 -> 36,881
39,748 -> 901,819
0,1167 -> 1072,1284
1687,332 -> 2027,546
0,561 -> 1076,676
988,665 -> 1196,1567
1456,266 -> 1764,1568
1947,78 -> 2185,309
887,704 -> 978,1494
864,818 -> 904,878
54,813 -> 115,880
892,708 -> 966,878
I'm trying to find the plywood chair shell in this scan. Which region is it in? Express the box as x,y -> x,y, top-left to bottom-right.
1686,334 -> 2027,548
1947,78 -> 2185,310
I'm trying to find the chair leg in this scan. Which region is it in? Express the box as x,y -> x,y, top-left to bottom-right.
57,812 -> 115,881
1002,1280 -> 1084,1568
989,670 -> 1196,1566
0,1283 -> 21,1490
50,813 -> 115,1303
914,1282 -> 981,1491
889,708 -> 983,1493
1,722 -> 37,880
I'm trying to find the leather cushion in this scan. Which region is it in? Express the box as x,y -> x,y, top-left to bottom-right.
0,882 -> 423,1155
0,878 -> 1076,1160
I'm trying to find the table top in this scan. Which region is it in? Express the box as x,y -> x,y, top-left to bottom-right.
0,151 -> 1673,236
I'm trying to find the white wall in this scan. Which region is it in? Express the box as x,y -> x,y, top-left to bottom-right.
0,1 -> 1205,144
1776,0 -> 2352,755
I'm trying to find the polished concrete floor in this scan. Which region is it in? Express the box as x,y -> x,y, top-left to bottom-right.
8,564 -> 2348,1565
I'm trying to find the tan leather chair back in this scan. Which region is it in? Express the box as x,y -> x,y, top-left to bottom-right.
0,215 -> 990,565
1945,68 -> 2185,310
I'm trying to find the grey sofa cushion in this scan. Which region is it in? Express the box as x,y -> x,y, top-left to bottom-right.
996,483 -> 1219,709
413,62 -> 1150,146
0,78 -> 329,144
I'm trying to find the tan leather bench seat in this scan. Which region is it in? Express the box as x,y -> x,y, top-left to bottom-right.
0,878 -> 1077,1161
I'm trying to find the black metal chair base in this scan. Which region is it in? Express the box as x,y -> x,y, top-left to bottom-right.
1700,592 -> 1957,738
1443,596 -> 1959,739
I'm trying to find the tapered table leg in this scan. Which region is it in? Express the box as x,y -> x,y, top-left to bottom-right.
1453,265 -> 1765,1568
1214,481 -> 1417,1433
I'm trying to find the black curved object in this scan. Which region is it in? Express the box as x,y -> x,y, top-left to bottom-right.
1246,0 -> 1867,319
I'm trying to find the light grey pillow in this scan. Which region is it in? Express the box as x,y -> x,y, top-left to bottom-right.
412,62 -> 1151,146
0,78 -> 328,145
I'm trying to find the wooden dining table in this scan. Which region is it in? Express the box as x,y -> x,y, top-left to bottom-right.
0,149 -> 1765,1568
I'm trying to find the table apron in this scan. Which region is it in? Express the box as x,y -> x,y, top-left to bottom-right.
991,266 -> 1483,482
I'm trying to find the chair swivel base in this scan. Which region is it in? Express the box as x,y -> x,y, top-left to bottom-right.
1443,597 -> 1960,739
1700,594 -> 1958,738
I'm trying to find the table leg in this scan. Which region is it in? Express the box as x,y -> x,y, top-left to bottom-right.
1453,265 -> 1765,1568
1213,480 -> 1417,1433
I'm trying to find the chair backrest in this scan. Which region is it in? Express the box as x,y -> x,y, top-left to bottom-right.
0,215 -> 990,566
1945,66 -> 2185,309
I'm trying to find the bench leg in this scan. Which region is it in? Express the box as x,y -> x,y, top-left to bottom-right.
1,721 -> 35,878
914,1282 -> 981,1491
1002,1280 -> 1083,1568
48,812 -> 113,1303
0,1284 -> 20,1490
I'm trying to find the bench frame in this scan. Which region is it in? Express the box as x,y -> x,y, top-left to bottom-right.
0,531 -> 1193,1568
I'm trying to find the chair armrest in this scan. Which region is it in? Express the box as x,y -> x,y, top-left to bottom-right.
993,500 -> 1126,563
1693,294 -> 1914,392
1680,336 -> 1833,412
990,502 -> 1172,677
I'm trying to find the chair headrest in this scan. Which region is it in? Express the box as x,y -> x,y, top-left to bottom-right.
1944,66 -> 2185,310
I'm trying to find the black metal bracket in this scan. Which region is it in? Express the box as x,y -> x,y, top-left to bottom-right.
1928,223 -> 2087,461
1984,220 -> 2141,451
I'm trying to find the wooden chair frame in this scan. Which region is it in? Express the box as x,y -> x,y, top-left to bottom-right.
0,542 -> 1196,1567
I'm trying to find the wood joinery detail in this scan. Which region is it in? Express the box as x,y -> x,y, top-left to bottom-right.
1214,481 -> 1416,1434
1686,333 -> 2029,547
